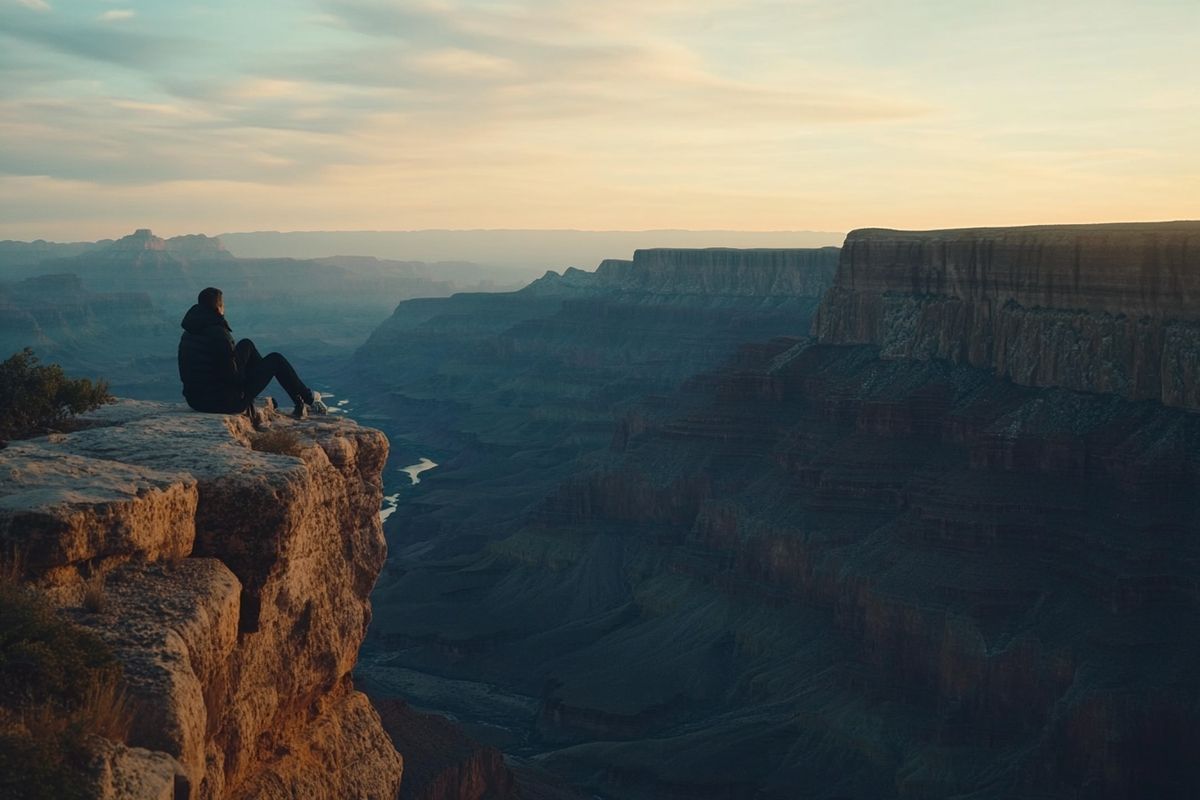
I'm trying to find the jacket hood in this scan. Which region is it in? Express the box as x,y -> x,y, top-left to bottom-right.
181,303 -> 231,334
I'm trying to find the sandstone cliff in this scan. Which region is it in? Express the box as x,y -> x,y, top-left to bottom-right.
813,221 -> 1200,408
0,401 -> 403,800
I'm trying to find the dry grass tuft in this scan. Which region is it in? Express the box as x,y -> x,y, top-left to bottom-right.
0,574 -> 130,797
249,428 -> 304,457
74,672 -> 133,742
81,573 -> 106,614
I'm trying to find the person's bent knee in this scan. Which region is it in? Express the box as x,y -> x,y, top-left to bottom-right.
236,338 -> 254,349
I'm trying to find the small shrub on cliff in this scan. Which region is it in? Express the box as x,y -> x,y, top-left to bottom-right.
250,428 -> 304,457
0,577 -> 130,799
0,349 -> 112,443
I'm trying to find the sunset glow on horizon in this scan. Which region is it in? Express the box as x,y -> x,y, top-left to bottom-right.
1,0 -> 1197,240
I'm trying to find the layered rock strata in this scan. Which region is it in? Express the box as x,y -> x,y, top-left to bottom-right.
532,247 -> 840,297
373,336 -> 1200,799
365,225 -> 1200,799
814,222 -> 1200,408
0,401 -> 403,799
0,272 -> 169,363
353,246 -> 840,558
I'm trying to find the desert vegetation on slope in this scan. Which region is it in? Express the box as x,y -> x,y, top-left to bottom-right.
0,571 -> 130,800
0,348 -> 111,444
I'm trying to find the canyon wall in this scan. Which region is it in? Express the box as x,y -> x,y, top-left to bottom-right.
352,246 -> 840,558
814,222 -> 1200,408
588,247 -> 839,297
0,402 -> 403,799
0,228 -> 514,403
364,227 -> 1200,799
0,273 -> 169,366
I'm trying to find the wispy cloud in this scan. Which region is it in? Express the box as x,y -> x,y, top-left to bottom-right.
0,0 -> 1196,238
0,10 -> 186,68
99,9 -> 135,23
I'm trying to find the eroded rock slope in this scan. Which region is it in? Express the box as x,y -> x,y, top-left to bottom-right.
367,224 -> 1200,799
0,402 -> 403,800
351,246 -> 840,558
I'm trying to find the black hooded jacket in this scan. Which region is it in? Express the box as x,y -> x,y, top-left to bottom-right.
178,304 -> 239,406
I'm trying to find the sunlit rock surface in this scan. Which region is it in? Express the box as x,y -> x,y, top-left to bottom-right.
0,401 -> 403,800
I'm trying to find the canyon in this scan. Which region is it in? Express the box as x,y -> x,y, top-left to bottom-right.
0,229 -> 514,401
2,222 -> 1197,798
356,224 -> 1200,799
351,246 -> 840,556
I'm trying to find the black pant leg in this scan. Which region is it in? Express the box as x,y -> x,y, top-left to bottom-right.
235,339 -> 260,375
243,351 -> 311,404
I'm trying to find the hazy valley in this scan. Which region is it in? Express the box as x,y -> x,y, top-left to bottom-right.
2,223 -> 1198,799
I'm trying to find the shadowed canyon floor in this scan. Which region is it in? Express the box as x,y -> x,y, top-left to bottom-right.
354,228 -> 1200,799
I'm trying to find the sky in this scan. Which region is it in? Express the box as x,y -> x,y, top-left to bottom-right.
0,0 -> 1197,240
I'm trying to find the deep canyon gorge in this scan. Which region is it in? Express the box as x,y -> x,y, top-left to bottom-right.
2,222 -> 1198,798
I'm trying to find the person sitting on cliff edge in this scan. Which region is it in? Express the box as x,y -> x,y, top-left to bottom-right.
178,287 -> 328,423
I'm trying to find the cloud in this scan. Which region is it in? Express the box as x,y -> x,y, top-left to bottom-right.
14,0 -> 51,12
2,0 -> 1195,238
0,92 -> 363,186
99,9 -> 135,23
0,10 -> 187,68
409,48 -> 521,79
299,0 -> 929,131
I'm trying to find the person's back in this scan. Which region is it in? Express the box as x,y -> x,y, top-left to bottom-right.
178,289 -> 240,412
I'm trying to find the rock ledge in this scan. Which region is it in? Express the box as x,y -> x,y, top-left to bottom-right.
0,401 -> 404,800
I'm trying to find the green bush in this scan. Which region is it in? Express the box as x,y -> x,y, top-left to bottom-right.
0,577 -> 130,799
0,349 -> 112,442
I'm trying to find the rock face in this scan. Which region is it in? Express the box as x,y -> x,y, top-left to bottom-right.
813,222 -> 1200,408
353,246 -> 840,556
373,335 -> 1200,799
0,272 -> 169,365
362,227 -> 1200,799
0,229 -> 508,403
0,402 -> 403,800
532,247 -> 840,297
374,699 -> 514,800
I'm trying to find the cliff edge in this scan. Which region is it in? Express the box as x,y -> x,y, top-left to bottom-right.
814,221 -> 1200,408
0,401 -> 404,799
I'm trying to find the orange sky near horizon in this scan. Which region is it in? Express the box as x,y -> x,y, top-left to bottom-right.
1,0 -> 1197,241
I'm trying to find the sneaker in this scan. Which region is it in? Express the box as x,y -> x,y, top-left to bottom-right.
310,391 -> 329,415
292,397 -> 308,420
